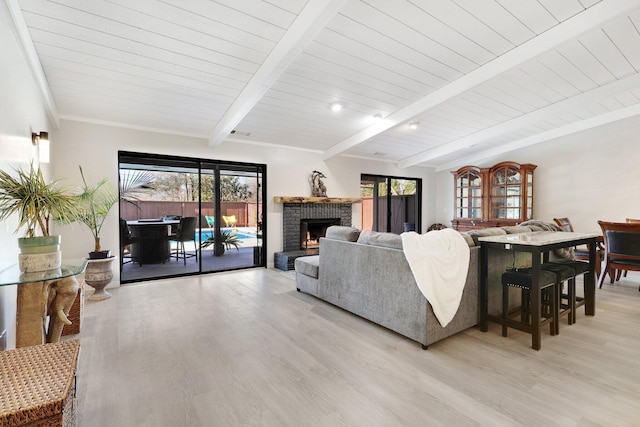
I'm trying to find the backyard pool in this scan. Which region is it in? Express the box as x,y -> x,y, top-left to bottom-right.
197,229 -> 256,242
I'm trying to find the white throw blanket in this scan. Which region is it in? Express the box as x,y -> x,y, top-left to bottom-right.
401,228 -> 470,327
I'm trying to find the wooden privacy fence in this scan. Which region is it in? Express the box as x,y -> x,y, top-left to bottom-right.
361,195 -> 416,233
119,201 -> 259,227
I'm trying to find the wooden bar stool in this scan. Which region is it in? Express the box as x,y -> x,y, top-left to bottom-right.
548,259 -> 590,324
540,262 -> 576,333
501,269 -> 558,343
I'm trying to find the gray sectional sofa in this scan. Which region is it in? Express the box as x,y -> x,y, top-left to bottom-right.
295,224 -> 551,349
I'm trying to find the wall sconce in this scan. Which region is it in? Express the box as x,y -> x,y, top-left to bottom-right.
31,131 -> 50,163
31,131 -> 48,145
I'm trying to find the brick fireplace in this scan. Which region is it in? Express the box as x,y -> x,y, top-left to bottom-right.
282,203 -> 352,252
274,196 -> 360,270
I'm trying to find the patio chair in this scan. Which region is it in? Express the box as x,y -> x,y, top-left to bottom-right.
205,215 -> 215,228
169,217 -> 198,265
223,215 -> 237,228
119,218 -> 138,265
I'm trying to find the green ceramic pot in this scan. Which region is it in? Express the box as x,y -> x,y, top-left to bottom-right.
18,235 -> 61,254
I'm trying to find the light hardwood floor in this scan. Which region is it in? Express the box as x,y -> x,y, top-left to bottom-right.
75,269 -> 640,426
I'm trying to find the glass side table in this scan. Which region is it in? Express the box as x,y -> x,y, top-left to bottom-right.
0,259 -> 87,348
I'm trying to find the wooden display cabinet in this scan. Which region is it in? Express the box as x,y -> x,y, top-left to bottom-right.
451,162 -> 536,231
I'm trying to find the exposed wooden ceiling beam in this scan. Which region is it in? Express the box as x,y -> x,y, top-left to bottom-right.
5,0 -> 59,128
435,102 -> 640,172
398,72 -> 640,168
322,0 -> 640,160
209,0 -> 346,146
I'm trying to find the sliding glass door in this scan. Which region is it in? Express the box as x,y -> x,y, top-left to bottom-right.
360,174 -> 421,234
200,162 -> 264,273
118,151 -> 266,283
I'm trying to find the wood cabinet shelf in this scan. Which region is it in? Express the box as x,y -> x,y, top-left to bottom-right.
451,161 -> 536,231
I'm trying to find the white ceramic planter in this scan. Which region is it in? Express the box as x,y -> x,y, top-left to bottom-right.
84,256 -> 116,300
18,251 -> 62,272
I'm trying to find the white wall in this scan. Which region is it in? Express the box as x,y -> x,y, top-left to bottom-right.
0,1 -> 54,350
435,114 -> 640,234
51,119 -> 436,281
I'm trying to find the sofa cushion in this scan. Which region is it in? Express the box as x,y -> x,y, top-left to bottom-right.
459,233 -> 476,247
295,255 -> 319,278
466,227 -> 507,246
525,224 -> 543,231
357,230 -> 403,249
501,226 -> 532,234
325,226 -> 361,242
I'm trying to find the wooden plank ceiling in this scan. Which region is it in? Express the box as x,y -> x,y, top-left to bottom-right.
10,0 -> 640,170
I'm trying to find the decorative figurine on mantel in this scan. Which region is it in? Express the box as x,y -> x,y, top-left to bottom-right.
310,170 -> 327,197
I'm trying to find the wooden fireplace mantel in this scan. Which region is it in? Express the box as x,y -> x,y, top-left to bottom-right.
274,196 -> 361,204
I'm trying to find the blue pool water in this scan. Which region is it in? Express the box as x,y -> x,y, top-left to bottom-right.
197,230 -> 255,241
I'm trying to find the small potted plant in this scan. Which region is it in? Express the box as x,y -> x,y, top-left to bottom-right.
0,163 -> 78,271
201,229 -> 241,256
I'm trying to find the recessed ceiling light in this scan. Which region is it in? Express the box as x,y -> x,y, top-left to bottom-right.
408,122 -> 419,130
330,102 -> 343,112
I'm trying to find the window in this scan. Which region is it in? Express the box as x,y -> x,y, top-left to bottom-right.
360,174 -> 421,233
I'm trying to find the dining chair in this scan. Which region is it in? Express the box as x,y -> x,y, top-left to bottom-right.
616,218 -> 640,280
169,217 -> 198,265
597,220 -> 640,290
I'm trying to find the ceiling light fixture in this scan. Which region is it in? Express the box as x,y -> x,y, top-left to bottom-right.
330,102 -> 343,112
408,122 -> 419,130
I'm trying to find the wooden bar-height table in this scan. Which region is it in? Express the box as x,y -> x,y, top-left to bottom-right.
479,231 -> 598,350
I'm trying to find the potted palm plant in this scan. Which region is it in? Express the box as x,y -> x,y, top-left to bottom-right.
75,166 -> 155,300
75,166 -> 119,259
74,166 -> 119,300
0,163 -> 78,271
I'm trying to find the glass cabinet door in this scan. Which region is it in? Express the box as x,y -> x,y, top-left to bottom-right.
454,167 -> 482,219
491,164 -> 525,220
526,170 -> 534,220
